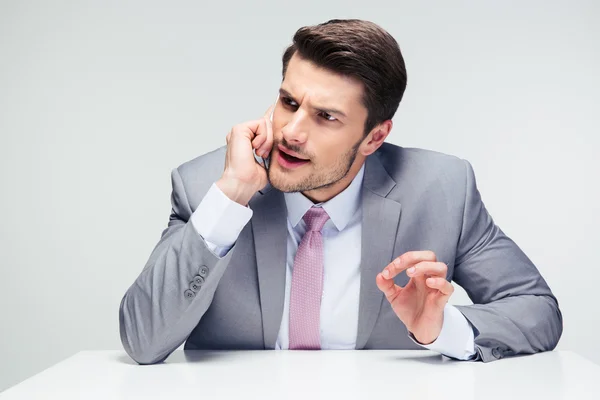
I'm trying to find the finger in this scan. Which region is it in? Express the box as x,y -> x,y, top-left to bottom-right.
226,131 -> 231,143
406,261 -> 447,279
425,277 -> 454,296
257,115 -> 274,158
376,273 -> 402,301
382,251 -> 437,280
252,121 -> 268,149
234,119 -> 264,140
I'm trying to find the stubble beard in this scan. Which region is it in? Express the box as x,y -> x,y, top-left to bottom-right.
268,139 -> 362,193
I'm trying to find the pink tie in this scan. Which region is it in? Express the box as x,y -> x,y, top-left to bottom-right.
289,206 -> 330,350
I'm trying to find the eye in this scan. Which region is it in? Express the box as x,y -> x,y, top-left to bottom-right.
318,112 -> 337,122
281,97 -> 337,122
282,97 -> 298,108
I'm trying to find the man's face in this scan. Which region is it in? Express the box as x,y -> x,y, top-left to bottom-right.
268,53 -> 369,195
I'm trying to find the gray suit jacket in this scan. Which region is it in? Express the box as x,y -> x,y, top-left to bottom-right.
119,143 -> 562,364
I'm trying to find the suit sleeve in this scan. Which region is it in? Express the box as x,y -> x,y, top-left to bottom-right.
452,160 -> 563,362
119,168 -> 249,364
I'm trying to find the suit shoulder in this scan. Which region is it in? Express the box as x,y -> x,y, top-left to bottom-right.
168,146 -> 227,210
377,142 -> 467,184
175,146 -> 226,173
173,146 -> 226,183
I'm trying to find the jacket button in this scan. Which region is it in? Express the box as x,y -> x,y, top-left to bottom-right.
193,275 -> 205,286
491,347 -> 503,359
190,281 -> 202,292
199,266 -> 209,277
184,289 -> 195,299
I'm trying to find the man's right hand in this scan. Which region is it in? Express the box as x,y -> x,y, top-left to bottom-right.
216,104 -> 275,206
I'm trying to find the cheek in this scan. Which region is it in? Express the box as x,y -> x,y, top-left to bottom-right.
271,120 -> 285,142
312,140 -> 344,165
271,108 -> 291,135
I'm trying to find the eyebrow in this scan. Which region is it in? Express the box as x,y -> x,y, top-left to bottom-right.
279,88 -> 348,119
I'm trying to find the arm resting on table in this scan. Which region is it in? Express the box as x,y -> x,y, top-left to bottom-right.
452,160 -> 563,362
119,170 -> 252,364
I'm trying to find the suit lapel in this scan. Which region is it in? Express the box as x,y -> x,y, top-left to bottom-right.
355,154 -> 402,349
249,184 -> 288,349
250,151 -> 403,350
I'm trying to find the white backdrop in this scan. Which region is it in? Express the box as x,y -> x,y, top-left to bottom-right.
1,0 -> 598,392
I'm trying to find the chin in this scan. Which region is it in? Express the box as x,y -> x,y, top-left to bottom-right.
268,172 -> 297,193
268,167 -> 307,193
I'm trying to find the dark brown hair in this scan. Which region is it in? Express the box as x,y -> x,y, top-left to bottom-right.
282,19 -> 407,135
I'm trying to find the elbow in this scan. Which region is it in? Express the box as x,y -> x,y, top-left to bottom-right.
119,318 -> 169,365
119,297 -> 169,365
128,349 -> 169,366
546,295 -> 564,350
531,293 -> 563,352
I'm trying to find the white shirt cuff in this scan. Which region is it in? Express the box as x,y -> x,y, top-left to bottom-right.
191,183 -> 253,257
409,304 -> 476,360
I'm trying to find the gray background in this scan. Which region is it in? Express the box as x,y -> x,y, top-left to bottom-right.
1,0 -> 598,392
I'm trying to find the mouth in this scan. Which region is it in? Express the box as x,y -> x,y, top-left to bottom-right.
277,145 -> 310,169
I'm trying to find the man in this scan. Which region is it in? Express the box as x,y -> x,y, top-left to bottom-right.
119,19 -> 562,364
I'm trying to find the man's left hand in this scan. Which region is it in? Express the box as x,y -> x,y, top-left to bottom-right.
375,250 -> 453,345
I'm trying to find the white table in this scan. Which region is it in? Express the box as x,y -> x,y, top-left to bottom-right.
1,350 -> 599,399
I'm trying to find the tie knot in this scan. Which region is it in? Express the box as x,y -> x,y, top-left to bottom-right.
303,206 -> 330,232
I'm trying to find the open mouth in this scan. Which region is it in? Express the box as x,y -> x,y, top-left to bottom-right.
277,147 -> 310,168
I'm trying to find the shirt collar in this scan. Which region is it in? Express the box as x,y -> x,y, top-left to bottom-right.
284,164 -> 365,231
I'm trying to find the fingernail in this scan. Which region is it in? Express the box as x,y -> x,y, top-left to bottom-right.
382,270 -> 390,279
407,267 -> 415,275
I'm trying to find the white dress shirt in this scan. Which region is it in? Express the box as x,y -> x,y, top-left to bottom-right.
191,165 -> 476,360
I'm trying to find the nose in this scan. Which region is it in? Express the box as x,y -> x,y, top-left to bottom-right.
281,110 -> 308,144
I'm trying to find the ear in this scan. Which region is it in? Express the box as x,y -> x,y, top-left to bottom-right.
360,120 -> 393,156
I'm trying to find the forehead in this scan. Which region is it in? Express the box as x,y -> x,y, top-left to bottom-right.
282,53 -> 366,115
